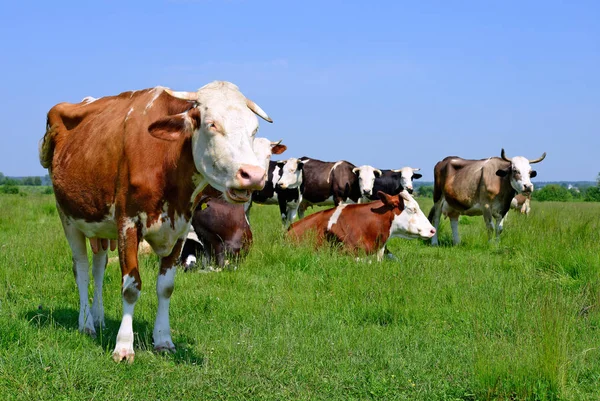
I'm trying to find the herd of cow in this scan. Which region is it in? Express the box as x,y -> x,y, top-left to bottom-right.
38,81 -> 545,363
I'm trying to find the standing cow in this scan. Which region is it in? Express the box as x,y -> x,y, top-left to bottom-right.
362,167 -> 422,202
428,149 -> 546,245
297,158 -> 381,218
39,81 -> 272,363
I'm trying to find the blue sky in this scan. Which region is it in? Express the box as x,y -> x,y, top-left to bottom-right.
1,0 -> 598,181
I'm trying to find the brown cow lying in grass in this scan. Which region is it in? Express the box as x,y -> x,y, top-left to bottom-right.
287,191 -> 436,261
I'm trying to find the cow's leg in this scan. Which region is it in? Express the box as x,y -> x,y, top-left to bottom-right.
57,209 -> 95,336
429,202 -> 443,246
376,246 -> 386,262
494,214 -> 507,241
154,239 -> 183,353
483,208 -> 495,242
91,250 -> 108,329
113,220 -> 141,363
450,216 -> 460,245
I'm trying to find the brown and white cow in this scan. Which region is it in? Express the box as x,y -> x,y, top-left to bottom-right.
287,191 -> 436,261
510,193 -> 531,215
295,158 -> 380,218
39,81 -> 273,363
428,149 -> 546,245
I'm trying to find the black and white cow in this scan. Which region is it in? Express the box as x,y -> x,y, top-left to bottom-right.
362,167 -> 422,202
295,158 -> 381,218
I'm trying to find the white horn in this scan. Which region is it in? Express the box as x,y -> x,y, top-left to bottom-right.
165,89 -> 198,101
247,99 -> 273,123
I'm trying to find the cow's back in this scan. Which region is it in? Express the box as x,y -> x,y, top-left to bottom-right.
44,88 -> 195,221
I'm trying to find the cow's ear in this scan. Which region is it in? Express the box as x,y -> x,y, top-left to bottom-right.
377,191 -> 400,208
271,143 -> 287,155
148,108 -> 200,141
276,161 -> 286,168
530,170 -> 537,178
413,173 -> 422,180
298,160 -> 307,170
374,169 -> 382,178
496,168 -> 509,177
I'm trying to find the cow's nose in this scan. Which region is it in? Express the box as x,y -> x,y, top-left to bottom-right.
236,165 -> 266,190
430,228 -> 436,235
523,184 -> 532,193
407,188 -> 414,194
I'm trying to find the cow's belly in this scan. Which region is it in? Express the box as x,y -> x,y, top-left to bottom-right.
305,196 -> 334,206
71,217 -> 118,239
442,199 -> 483,217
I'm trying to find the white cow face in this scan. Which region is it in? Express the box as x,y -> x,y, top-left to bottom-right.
191,82 -> 272,203
496,151 -> 546,194
382,191 -> 436,240
352,165 -> 382,198
392,167 -> 422,194
277,158 -> 305,189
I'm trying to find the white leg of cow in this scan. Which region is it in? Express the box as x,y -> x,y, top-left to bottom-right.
495,214 -> 506,241
113,222 -> 141,363
58,209 -> 96,336
154,266 -> 176,352
376,246 -> 386,262
91,250 -> 107,329
114,276 -> 138,363
430,202 -> 443,246
450,217 -> 461,245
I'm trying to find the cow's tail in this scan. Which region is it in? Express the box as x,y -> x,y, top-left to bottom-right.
39,119 -> 58,169
428,203 -> 437,224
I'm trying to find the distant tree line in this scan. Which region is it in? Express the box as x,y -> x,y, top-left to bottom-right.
0,172 -> 45,186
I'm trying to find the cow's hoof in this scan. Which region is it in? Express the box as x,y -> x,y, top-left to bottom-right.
154,343 -> 176,354
112,348 -> 135,364
81,327 -> 97,339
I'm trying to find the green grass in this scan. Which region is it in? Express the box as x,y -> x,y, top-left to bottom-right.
1,193 -> 599,400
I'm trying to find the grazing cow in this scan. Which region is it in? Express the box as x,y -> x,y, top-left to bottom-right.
181,138 -> 285,270
180,194 -> 252,270
511,193 -> 531,215
297,158 -> 380,218
39,81 -> 273,363
288,191 -> 436,261
428,149 -> 546,245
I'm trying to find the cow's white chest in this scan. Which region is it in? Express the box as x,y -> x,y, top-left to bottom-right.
141,210 -> 191,257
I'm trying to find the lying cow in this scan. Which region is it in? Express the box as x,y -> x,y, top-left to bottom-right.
180,194 -> 252,270
287,191 -> 436,261
510,193 -> 531,215
40,81 -> 272,363
297,158 -> 380,218
429,149 -> 546,245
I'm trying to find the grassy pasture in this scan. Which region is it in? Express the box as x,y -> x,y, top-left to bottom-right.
0,192 -> 599,400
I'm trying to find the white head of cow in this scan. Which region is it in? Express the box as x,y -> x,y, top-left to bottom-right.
497,149 -> 546,194
152,81 -> 273,204
352,165 -> 382,198
380,190 -> 436,240
252,138 -> 287,174
391,167 -> 422,194
277,158 -> 306,190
